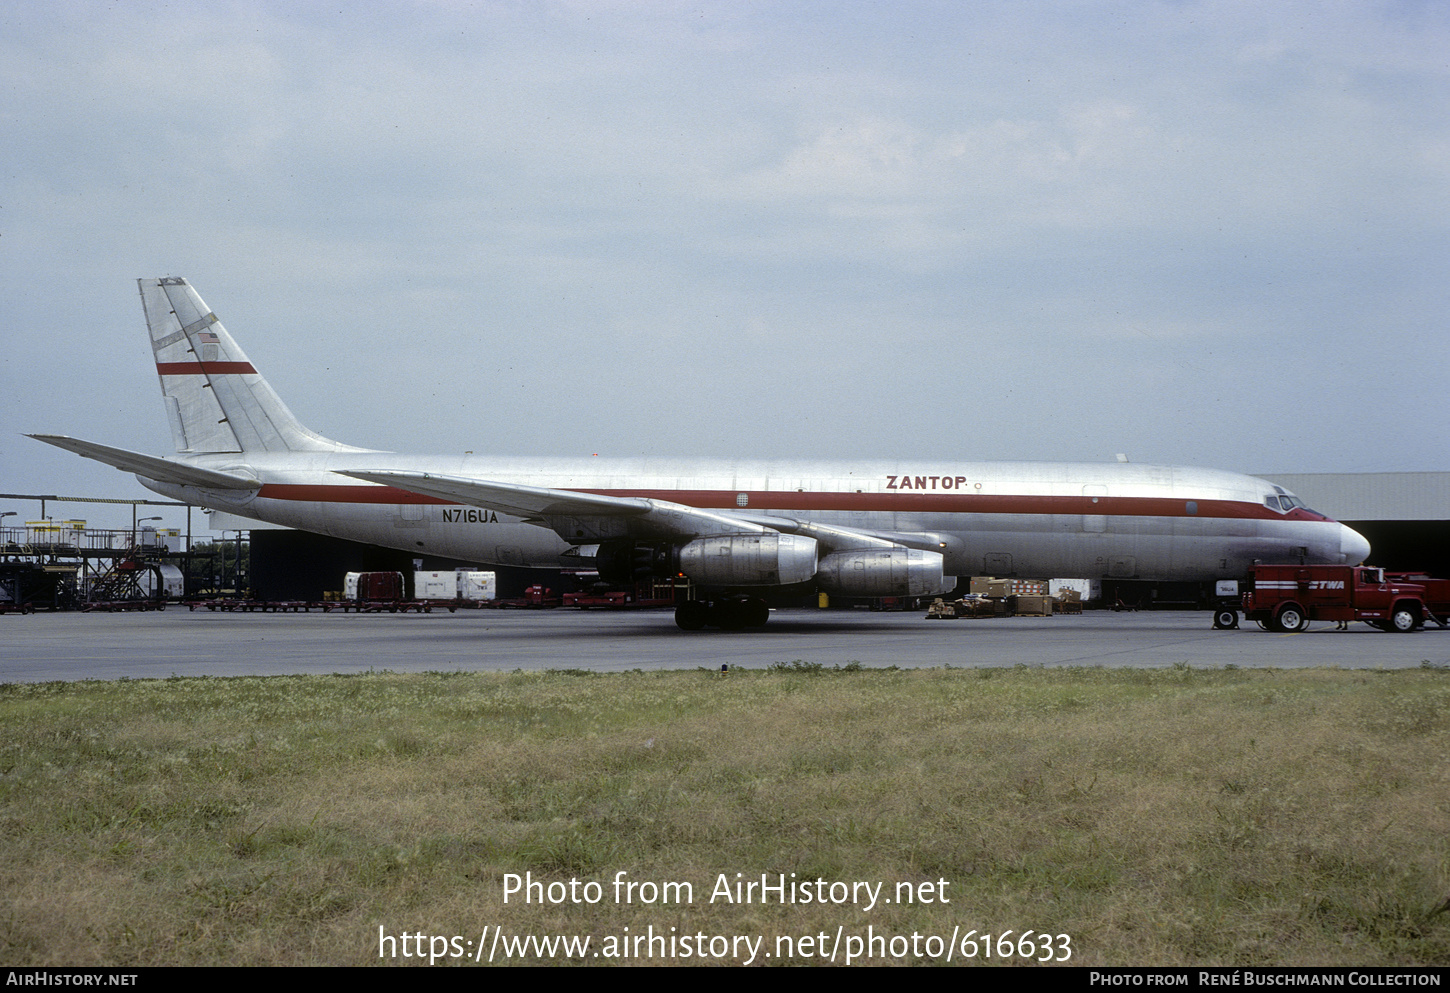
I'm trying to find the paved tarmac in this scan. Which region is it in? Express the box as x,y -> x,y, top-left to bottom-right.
2,608 -> 1446,682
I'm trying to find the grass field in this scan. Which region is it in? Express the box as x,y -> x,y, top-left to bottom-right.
1,664 -> 1447,966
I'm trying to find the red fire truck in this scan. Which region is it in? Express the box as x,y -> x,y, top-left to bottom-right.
1236,564 -> 1429,633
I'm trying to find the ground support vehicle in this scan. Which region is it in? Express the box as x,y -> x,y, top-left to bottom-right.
1386,572 -> 1450,628
563,589 -> 634,608
1238,565 -> 1427,633
492,585 -> 563,609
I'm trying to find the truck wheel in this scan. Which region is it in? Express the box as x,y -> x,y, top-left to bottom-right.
1212,608 -> 1238,630
1274,605 -> 1308,633
1390,607 -> 1418,633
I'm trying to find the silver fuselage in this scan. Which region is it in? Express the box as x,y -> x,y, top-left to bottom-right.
139,453 -> 1368,582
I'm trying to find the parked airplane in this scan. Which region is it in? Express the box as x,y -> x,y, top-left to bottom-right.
31,277 -> 1370,628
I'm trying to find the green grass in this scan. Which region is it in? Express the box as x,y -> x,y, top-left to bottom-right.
1,665 -> 1447,966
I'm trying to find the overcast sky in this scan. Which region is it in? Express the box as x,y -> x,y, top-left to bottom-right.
2,1 -> 1447,531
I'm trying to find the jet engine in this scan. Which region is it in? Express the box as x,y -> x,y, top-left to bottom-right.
815,548 -> 953,597
676,533 -> 819,586
594,534 -> 819,587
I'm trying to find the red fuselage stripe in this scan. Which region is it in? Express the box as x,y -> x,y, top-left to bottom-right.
253,483 -> 1320,521
156,361 -> 258,375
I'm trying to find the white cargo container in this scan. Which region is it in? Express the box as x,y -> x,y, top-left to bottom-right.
1049,578 -> 1101,602
414,571 -> 457,600
413,569 -> 497,601
457,570 -> 496,601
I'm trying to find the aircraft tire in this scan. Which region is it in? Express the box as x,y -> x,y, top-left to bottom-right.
675,600 -> 708,631
1212,608 -> 1238,630
712,597 -> 751,631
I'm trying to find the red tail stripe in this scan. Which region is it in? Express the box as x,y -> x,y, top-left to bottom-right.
156,361 -> 258,375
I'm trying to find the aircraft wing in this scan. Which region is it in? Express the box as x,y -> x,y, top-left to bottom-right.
334,469 -> 776,539
337,469 -> 956,569
27,435 -> 262,490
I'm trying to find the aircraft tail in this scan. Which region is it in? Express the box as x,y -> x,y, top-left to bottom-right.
139,277 -> 369,454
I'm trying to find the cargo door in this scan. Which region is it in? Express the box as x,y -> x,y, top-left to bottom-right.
394,502 -> 427,530
1108,556 -> 1136,578
983,552 -> 1013,575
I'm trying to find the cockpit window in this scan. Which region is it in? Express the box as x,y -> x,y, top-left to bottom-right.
1264,492 -> 1314,514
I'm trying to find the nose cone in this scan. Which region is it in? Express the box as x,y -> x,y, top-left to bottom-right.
1339,524 -> 1371,565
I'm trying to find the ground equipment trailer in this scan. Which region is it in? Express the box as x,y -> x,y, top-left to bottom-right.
1239,565 -> 1427,633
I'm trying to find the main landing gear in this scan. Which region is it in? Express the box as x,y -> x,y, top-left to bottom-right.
675,596 -> 770,631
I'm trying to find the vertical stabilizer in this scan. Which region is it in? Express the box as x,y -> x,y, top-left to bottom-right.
140,277 -> 366,453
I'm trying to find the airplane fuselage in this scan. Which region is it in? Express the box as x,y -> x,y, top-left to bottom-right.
139,452 -> 1363,582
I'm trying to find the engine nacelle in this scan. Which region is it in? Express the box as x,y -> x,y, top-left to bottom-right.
677,533 -> 819,587
815,548 -> 953,597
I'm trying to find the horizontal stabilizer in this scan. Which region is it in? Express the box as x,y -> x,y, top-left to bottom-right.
27,435 -> 261,490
